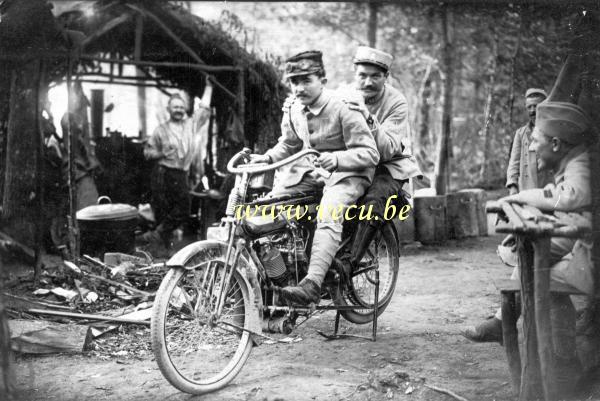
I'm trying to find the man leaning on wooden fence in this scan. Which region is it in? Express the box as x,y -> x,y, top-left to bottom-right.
464,100 -> 594,391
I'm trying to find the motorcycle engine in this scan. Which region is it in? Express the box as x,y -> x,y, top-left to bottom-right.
257,228 -> 309,286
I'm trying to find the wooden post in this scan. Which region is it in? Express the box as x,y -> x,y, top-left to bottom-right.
533,236 -> 556,401
434,5 -> 454,195
517,236 -> 543,400
501,291 -> 521,394
34,58 -> 46,282
90,89 -> 104,140
65,58 -> 79,259
134,15 -> 147,138
237,67 -> 245,145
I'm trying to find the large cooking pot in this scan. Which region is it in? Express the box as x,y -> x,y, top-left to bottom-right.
76,196 -> 138,257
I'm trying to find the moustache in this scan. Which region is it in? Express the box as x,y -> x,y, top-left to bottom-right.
361,86 -> 376,91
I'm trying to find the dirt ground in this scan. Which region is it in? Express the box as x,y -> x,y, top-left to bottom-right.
7,233 -> 530,401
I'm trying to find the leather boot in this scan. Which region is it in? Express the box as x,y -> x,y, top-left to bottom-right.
280,278 -> 321,305
350,221 -> 380,267
463,317 -> 503,345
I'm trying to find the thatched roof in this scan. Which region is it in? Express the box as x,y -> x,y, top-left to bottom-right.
55,0 -> 285,148
0,0 -> 285,222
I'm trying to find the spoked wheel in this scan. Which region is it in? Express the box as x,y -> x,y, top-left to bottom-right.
336,223 -> 399,324
151,259 -> 253,395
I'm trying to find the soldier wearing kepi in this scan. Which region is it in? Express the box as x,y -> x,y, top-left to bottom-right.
250,50 -> 379,304
344,46 -> 422,264
506,88 -> 551,195
465,100 -> 594,391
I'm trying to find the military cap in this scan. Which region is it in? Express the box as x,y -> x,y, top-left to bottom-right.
525,88 -> 548,99
535,101 -> 593,145
353,46 -> 394,72
284,50 -> 325,79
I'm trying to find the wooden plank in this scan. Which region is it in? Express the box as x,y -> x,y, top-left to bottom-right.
9,319 -> 90,354
3,293 -> 75,311
532,236 -> 556,401
485,200 -> 502,214
124,4 -> 237,100
497,280 -> 585,295
81,14 -> 131,48
78,55 -> 240,72
502,292 -> 521,394
501,202 -> 525,231
512,204 -> 544,235
85,273 -> 154,298
26,309 -> 150,326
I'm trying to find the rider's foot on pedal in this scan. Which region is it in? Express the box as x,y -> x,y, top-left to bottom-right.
280,278 -> 321,305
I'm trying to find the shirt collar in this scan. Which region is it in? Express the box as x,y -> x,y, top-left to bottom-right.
304,89 -> 331,116
554,144 -> 586,184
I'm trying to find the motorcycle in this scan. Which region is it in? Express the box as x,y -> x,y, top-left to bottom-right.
151,148 -> 401,395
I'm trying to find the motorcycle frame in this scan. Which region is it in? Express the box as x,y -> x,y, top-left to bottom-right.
167,159 -> 383,343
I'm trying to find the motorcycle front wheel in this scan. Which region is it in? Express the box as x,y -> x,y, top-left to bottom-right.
151,257 -> 253,395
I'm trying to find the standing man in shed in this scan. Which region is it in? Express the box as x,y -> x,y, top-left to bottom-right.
143,80 -> 213,249
344,46 -> 422,264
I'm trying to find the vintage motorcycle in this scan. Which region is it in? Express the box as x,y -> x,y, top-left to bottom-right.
151,148 -> 401,395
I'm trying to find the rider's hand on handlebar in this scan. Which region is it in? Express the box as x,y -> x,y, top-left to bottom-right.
248,154 -> 271,164
317,152 -> 337,172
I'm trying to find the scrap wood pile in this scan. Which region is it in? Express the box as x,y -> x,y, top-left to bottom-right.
4,252 -> 169,358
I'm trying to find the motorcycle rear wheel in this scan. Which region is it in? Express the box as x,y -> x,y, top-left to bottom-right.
335,223 -> 399,324
151,259 -> 253,395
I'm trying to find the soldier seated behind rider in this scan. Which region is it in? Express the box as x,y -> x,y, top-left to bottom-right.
250,50 -> 380,305
343,46 -> 422,265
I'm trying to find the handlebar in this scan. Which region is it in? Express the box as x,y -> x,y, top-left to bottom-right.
227,148 -> 320,174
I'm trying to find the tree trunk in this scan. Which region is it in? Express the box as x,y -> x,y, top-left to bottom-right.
434,6 -> 454,195
367,3 -> 378,47
507,11 -> 523,132
479,25 -> 499,184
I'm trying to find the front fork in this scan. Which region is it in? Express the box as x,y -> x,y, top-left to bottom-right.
214,222 -> 245,317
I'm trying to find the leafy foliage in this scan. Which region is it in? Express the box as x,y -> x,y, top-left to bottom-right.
206,2 -> 587,189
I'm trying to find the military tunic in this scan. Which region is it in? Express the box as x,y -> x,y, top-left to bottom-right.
508,145 -> 593,294
265,89 -> 379,284
506,123 -> 552,191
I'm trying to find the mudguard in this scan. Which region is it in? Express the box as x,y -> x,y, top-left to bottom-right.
166,240 -> 264,342
386,220 -> 400,247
